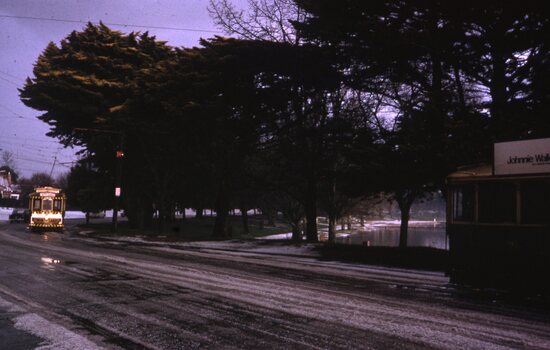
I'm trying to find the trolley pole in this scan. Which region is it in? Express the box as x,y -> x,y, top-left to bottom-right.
112,133 -> 124,233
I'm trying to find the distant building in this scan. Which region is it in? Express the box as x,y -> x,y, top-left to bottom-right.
0,170 -> 20,199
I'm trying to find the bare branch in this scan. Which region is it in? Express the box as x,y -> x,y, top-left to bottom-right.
208,0 -> 301,43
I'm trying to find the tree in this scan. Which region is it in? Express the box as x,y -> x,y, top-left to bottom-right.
208,0 -> 304,43
16,172 -> 56,204
65,162 -> 112,222
296,0 -> 550,142
210,1 -> 355,242
123,37 -> 276,237
293,0 -> 550,246
0,151 -> 19,184
20,23 -> 174,229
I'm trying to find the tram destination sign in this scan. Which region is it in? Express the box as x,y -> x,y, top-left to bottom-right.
494,138 -> 550,175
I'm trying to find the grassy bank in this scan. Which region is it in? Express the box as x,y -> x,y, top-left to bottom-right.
77,215 -> 291,241
76,216 -> 448,272
316,244 -> 448,272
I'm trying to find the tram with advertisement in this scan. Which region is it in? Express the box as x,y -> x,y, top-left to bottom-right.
28,186 -> 66,231
446,138 -> 550,291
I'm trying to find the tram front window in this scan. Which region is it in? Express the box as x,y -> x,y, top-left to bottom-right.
53,199 -> 62,211
478,182 -> 516,223
453,185 -> 474,222
42,198 -> 53,211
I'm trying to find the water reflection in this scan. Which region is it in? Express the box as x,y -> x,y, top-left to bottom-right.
336,224 -> 447,250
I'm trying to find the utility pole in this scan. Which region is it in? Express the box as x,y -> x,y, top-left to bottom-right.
74,128 -> 124,233
112,133 -> 124,233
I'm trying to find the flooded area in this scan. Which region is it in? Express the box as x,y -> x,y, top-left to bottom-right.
336,222 -> 447,250
265,220 -> 448,250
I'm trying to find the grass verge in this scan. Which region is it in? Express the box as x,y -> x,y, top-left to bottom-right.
76,215 -> 291,241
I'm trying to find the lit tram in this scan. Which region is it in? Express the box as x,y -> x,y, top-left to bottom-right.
446,138 -> 550,291
28,186 -> 66,231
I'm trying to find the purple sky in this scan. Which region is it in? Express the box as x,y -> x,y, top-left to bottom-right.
0,0 -> 228,178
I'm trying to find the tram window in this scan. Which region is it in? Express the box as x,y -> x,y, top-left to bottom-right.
33,198 -> 41,210
453,186 -> 474,221
53,199 -> 62,211
478,182 -> 516,223
42,198 -> 53,211
522,181 -> 550,224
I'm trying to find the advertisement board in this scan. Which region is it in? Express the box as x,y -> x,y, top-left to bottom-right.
494,138 -> 550,175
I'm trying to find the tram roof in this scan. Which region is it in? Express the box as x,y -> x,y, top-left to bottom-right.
447,164 -> 493,179
35,186 -> 61,193
29,186 -> 65,197
447,163 -> 550,184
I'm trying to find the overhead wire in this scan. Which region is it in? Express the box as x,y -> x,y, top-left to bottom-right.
0,14 -> 222,34
0,70 -> 25,83
0,102 -> 43,122
0,135 -> 63,144
0,75 -> 21,87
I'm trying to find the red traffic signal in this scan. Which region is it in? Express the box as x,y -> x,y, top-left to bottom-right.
116,150 -> 124,158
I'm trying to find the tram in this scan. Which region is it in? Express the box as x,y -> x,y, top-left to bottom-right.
446,138 -> 550,291
28,186 -> 66,231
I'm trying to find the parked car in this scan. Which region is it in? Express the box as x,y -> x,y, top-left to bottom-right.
88,211 -> 106,218
9,208 -> 30,223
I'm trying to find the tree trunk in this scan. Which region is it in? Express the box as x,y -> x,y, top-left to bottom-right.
179,212 -> 186,234
304,177 -> 318,242
240,206 -> 250,235
267,212 -> 275,226
397,196 -> 414,249
327,176 -> 336,243
489,31 -> 509,141
213,178 -> 231,238
142,200 -> 153,228
399,207 -> 410,249
328,214 -> 336,243
195,207 -> 204,219
159,203 -> 167,234
453,64 -> 466,112
291,222 -> 302,242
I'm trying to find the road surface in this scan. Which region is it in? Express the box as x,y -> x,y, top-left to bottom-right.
1,220 -> 550,349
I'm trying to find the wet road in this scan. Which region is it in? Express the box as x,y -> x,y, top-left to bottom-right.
1,220 -> 550,349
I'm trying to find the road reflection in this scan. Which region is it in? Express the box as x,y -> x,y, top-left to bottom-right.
29,232 -> 64,243
41,256 -> 62,270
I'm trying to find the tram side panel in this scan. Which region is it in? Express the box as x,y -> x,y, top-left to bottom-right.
447,176 -> 550,292
448,224 -> 550,290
